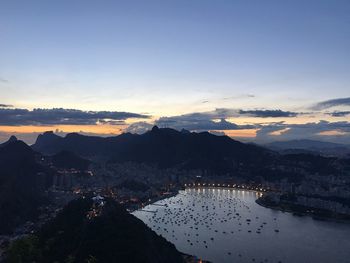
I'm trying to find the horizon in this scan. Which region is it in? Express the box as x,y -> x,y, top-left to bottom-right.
1,0 -> 349,144
3,125 -> 350,147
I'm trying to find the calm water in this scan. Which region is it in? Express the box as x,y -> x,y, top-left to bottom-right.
133,188 -> 350,263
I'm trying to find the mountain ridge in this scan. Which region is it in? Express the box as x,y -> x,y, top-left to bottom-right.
32,127 -> 274,175
265,139 -> 350,157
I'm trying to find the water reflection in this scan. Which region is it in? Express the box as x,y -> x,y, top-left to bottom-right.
133,188 -> 350,263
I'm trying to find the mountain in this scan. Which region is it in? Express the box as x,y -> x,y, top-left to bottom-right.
51,150 -> 91,170
0,140 -> 50,234
5,197 -> 185,263
32,131 -> 137,156
0,135 -> 18,147
265,139 -> 350,157
266,139 -> 347,150
32,131 -> 63,153
31,128 -> 349,181
109,126 -> 274,172
32,126 -> 274,175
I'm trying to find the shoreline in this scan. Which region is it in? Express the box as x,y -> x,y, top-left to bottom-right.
134,186 -> 350,262
132,189 -> 211,263
136,186 -> 265,211
136,187 -> 350,225
138,186 -> 264,210
183,186 -> 266,194
130,189 -> 180,213
256,197 -> 350,224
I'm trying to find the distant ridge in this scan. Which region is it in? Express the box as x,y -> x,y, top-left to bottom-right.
31,127 -> 349,180
266,139 -> 348,149
32,126 -> 273,175
265,139 -> 350,157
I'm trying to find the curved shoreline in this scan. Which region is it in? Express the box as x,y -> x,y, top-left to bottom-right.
137,186 -> 265,212
256,196 -> 350,224
134,187 -> 350,263
183,186 -> 266,194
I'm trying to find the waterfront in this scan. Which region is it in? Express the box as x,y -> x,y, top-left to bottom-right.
133,188 -> 350,263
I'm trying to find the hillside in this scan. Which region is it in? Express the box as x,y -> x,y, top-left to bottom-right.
5,197 -> 185,263
0,140 -> 50,234
51,150 -> 91,170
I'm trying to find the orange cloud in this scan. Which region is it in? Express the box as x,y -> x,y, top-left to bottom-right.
317,130 -> 349,136
222,129 -> 257,138
0,124 -> 126,135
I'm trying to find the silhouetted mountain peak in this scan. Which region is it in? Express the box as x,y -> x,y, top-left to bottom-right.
35,131 -> 61,142
65,132 -> 81,138
0,135 -> 18,147
181,128 -> 191,134
0,139 -> 45,234
151,125 -> 160,132
8,135 -> 18,142
148,127 -> 184,137
32,131 -> 62,153
0,140 -> 33,156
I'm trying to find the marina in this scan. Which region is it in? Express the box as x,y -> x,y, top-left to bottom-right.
134,188 -> 350,263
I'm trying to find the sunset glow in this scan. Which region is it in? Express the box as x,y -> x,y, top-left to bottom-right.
0,1 -> 349,144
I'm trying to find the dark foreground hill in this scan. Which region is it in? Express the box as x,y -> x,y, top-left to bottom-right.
0,140 -> 51,234
5,197 -> 185,263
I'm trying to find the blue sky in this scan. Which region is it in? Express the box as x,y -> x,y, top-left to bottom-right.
0,0 -> 349,143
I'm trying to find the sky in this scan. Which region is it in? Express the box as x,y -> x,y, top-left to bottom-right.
0,0 -> 349,144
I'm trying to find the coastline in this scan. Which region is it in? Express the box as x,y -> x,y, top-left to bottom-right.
256,196 -> 350,224
130,189 -> 181,213
132,189 -> 211,263
134,186 -> 350,262
132,187 -> 350,225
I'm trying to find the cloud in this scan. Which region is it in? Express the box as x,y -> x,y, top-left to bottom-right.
124,121 -> 154,134
222,94 -> 256,100
0,108 -> 149,126
209,130 -> 226,136
327,111 -> 350,117
156,111 -> 255,131
0,78 -> 8,83
311,97 -> 350,110
0,104 -> 13,108
255,120 -> 350,144
238,109 -> 298,118
148,108 -> 300,131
